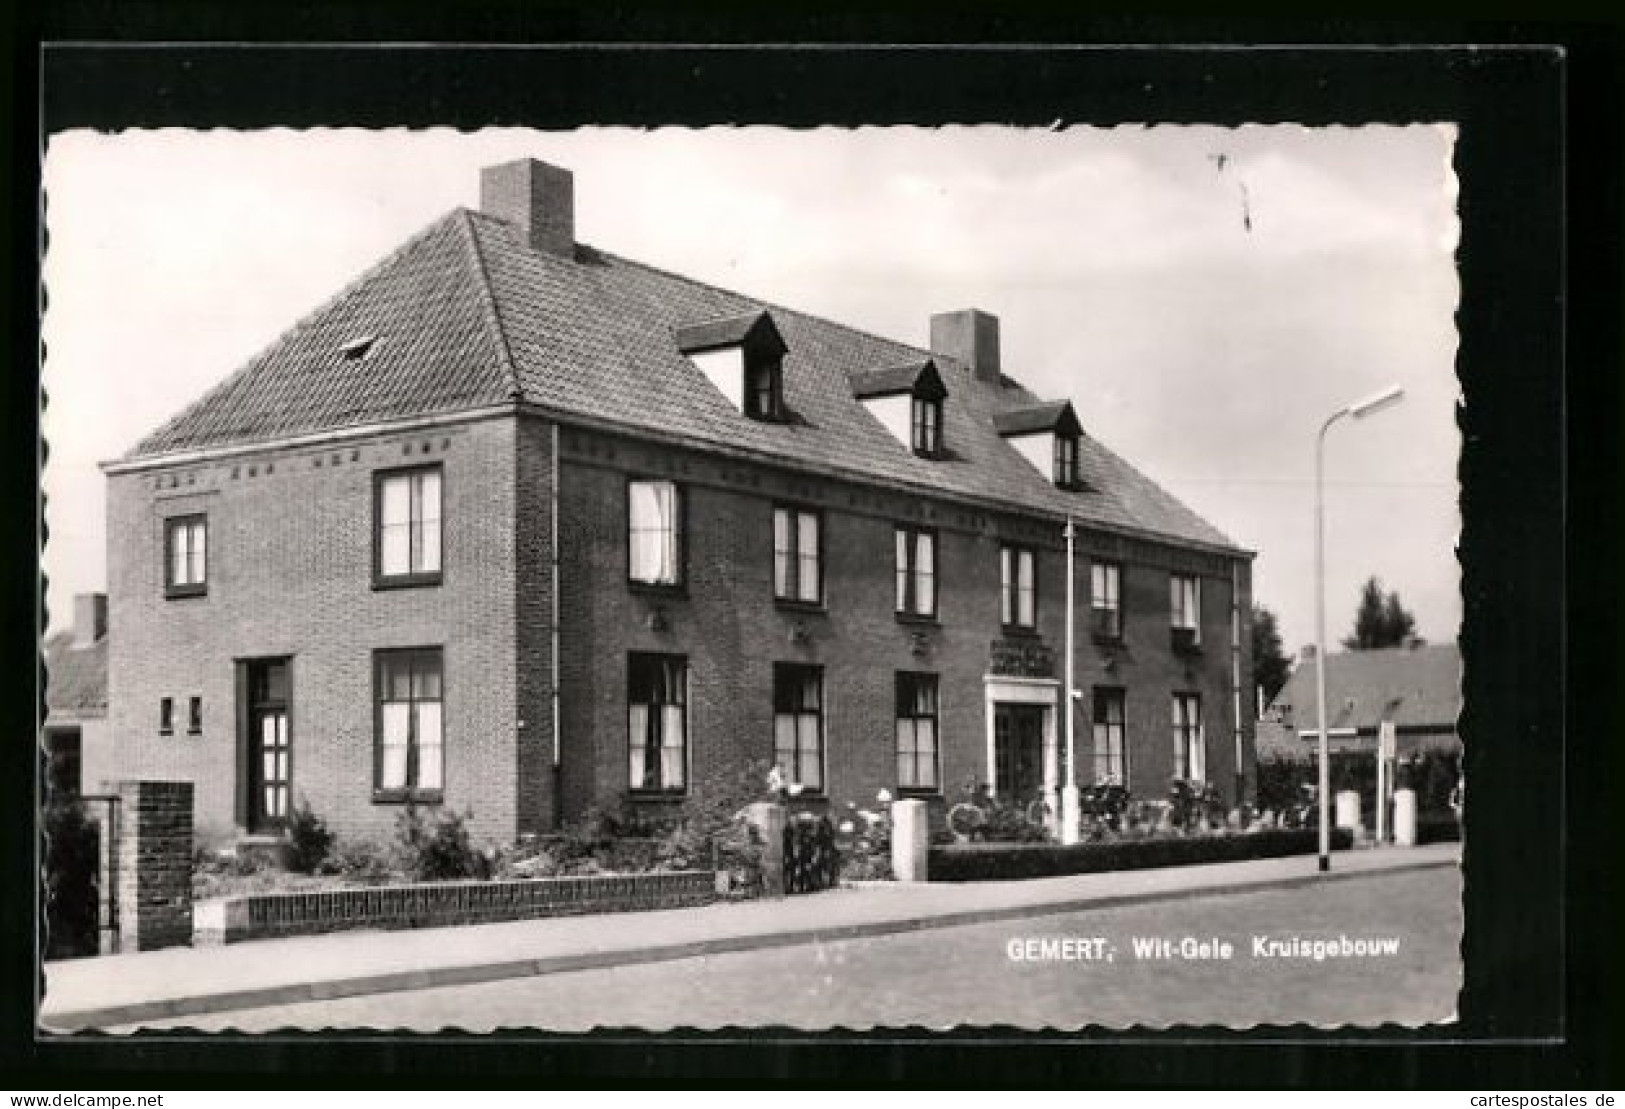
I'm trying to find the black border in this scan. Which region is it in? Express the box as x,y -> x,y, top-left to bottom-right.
8,13 -> 1617,1092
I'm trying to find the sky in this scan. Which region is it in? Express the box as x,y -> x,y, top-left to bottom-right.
40,127 -> 1461,656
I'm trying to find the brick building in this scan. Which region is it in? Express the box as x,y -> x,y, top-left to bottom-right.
104,158 -> 1256,846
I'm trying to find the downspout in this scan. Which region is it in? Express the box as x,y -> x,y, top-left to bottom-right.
1231,560 -> 1245,806
550,421 -> 563,829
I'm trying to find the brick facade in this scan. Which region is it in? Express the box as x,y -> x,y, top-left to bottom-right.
556,423 -> 1254,823
107,417 -> 528,844
107,408 -> 1253,846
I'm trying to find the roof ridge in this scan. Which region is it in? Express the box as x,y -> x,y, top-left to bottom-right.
454,209 -> 523,400
124,210 -> 474,460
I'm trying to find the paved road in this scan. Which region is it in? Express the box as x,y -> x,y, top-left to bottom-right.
118,869 -> 1460,1031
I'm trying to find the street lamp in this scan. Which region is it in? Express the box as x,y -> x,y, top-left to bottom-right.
1314,384 -> 1405,872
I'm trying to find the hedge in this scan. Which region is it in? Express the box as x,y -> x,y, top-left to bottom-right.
928,827 -> 1355,883
1416,814 -> 1462,845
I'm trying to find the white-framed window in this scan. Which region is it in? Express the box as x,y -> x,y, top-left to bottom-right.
773,506 -> 822,604
628,653 -> 687,792
1170,572 -> 1201,645
628,479 -> 683,586
164,515 -> 208,596
1172,692 -> 1205,782
1091,561 -> 1122,639
895,526 -> 937,618
911,395 -> 943,457
1054,433 -> 1080,487
895,672 -> 940,792
375,647 -> 444,799
745,356 -> 785,421
375,466 -> 442,585
773,663 -> 824,791
1000,544 -> 1036,628
1092,687 -> 1127,784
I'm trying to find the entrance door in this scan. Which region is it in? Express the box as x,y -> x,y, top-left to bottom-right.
245,660 -> 291,832
993,703 -> 1046,802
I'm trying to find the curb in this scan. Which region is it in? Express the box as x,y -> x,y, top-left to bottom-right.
43,852 -> 1458,1031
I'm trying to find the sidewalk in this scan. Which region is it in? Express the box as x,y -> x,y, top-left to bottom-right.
40,842 -> 1459,1031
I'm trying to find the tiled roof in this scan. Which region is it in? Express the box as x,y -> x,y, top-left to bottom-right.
43,632 -> 108,717
125,209 -> 1244,554
1266,643 -> 1461,736
850,360 -> 944,400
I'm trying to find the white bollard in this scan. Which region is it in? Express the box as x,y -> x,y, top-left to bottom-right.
744,801 -> 787,897
890,798 -> 930,883
1059,783 -> 1081,845
1335,789 -> 1362,834
1393,788 -> 1418,847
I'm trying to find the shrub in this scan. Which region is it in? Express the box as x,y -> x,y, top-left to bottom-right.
285,796 -> 334,874
928,827 -> 1356,882
1258,747 -> 1461,825
323,836 -> 401,883
43,797 -> 100,959
394,804 -> 492,881
832,792 -> 895,881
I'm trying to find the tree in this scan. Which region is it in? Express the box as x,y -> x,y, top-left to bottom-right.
1342,576 -> 1424,649
1250,603 -> 1292,704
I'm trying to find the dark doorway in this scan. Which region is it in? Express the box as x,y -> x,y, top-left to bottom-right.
993,703 -> 1046,802
244,659 -> 291,833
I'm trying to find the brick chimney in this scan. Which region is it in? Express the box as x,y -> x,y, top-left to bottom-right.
930,309 -> 1001,384
73,592 -> 107,648
480,159 -> 575,257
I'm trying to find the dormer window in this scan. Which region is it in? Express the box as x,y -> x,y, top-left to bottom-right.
675,311 -> 789,423
1054,432 -> 1080,488
853,360 -> 949,459
745,356 -> 784,421
994,400 -> 1088,490
911,395 -> 942,457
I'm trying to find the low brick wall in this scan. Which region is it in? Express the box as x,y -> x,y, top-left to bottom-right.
194,870 -> 718,945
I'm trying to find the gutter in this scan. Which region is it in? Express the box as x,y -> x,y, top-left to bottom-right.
549,421 -> 563,830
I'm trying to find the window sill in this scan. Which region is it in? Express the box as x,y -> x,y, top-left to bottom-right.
373,573 -> 443,592
164,584 -> 207,600
628,579 -> 687,598
186,728 -> 202,737
628,788 -> 688,800
159,728 -> 174,737
1091,631 -> 1124,647
775,599 -> 827,615
895,612 -> 940,627
897,787 -> 942,800
372,789 -> 445,805
1000,624 -> 1041,638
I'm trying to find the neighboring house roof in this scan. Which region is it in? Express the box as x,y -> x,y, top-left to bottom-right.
1264,643 -> 1461,745
122,209 -> 1243,554
43,632 -> 109,719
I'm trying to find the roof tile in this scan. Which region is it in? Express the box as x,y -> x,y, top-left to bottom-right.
125,208 -> 1244,553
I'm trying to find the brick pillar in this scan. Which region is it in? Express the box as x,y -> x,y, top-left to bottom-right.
114,780 -> 194,952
